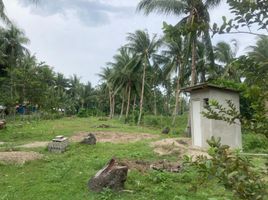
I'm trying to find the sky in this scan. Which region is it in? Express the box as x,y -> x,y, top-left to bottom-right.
3,0 -> 258,86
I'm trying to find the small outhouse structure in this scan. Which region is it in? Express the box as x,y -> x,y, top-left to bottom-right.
182,83 -> 242,149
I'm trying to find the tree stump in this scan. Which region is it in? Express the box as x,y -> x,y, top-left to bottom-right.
80,133 -> 96,145
0,120 -> 6,129
88,158 -> 128,192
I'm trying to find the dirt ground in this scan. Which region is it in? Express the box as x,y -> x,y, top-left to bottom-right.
0,151 -> 43,164
119,159 -> 181,173
150,138 -> 209,159
18,141 -> 49,148
70,131 -> 159,143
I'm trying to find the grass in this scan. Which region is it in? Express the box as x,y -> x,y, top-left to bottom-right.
0,115 -> 267,200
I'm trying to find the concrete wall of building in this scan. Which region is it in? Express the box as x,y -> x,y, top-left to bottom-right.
190,87 -> 242,149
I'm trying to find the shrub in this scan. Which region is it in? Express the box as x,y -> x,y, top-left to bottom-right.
77,109 -> 89,118
185,137 -> 266,200
243,133 -> 268,153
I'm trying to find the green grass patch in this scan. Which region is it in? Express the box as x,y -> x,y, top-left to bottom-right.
0,116 -> 267,199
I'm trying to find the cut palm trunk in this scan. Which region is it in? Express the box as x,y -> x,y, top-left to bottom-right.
88,158 -> 128,192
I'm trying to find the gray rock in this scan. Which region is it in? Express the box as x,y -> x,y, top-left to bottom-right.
162,127 -> 170,134
81,133 -> 96,145
88,158 -> 128,192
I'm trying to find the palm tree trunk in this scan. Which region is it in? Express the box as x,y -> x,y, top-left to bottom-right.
172,64 -> 181,126
153,87 -> 157,115
187,38 -> 197,137
191,38 -> 197,86
119,94 -> 125,120
138,57 -> 147,125
125,84 -> 131,119
132,94 -> 136,113
109,91 -> 112,119
112,94 -> 115,118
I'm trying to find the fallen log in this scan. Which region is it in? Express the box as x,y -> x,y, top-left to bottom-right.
88,158 -> 128,192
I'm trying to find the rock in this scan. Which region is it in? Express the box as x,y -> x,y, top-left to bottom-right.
162,127 -> 170,134
88,158 -> 128,192
0,119 -> 6,129
81,133 -> 96,145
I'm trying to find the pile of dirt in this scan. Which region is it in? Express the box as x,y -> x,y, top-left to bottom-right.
150,138 -> 209,159
18,141 -> 49,148
0,151 -> 43,164
119,159 -> 181,173
94,124 -> 113,128
70,131 -> 158,144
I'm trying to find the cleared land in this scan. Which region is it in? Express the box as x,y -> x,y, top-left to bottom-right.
0,116 -> 267,200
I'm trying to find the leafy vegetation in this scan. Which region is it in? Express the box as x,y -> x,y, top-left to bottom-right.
0,117 -> 267,200
186,137 -> 266,200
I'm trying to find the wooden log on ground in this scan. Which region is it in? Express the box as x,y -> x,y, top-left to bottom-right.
88,158 -> 128,192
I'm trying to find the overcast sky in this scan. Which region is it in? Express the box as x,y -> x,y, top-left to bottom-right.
3,0 -> 258,86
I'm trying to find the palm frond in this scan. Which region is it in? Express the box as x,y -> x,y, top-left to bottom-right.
137,0 -> 186,16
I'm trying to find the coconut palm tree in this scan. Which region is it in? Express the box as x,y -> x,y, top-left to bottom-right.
137,0 -> 221,86
246,36 -> 268,89
126,30 -> 162,125
0,0 -> 11,25
248,36 -> 268,68
0,25 -> 29,105
214,40 -> 241,81
157,34 -> 187,125
98,67 -> 120,118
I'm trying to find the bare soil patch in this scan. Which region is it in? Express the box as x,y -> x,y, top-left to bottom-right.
119,159 -> 181,173
18,141 -> 49,148
70,131 -> 158,144
0,151 -> 43,164
150,138 -> 209,159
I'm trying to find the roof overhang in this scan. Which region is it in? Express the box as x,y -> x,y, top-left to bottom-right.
181,83 -> 240,93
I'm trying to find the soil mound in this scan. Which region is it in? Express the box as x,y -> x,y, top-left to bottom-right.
150,138 -> 209,159
0,151 -> 43,164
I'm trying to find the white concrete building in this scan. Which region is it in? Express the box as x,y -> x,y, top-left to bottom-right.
182,83 -> 242,149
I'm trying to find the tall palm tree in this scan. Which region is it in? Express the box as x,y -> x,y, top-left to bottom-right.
126,30 -> 162,125
0,0 -> 11,25
160,34 -> 188,125
214,40 -> 239,81
248,36 -> 268,68
137,0 -> 221,86
98,67 -> 120,118
247,36 -> 268,89
107,48 -> 130,119
0,25 -> 29,105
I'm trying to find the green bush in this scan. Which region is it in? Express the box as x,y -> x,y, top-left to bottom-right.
77,109 -> 89,118
185,137 -> 266,200
243,133 -> 268,153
